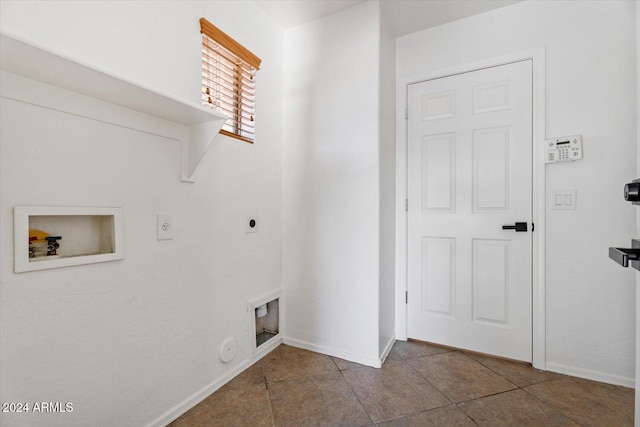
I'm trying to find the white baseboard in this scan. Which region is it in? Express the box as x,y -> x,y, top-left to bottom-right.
545,362 -> 635,389
149,339 -> 634,427
282,336 -> 383,368
146,346 -> 277,427
254,335 -> 283,359
380,335 -> 396,364
151,336 -> 390,426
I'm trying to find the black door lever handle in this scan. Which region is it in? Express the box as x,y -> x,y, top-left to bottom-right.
609,247 -> 640,268
502,222 -> 527,232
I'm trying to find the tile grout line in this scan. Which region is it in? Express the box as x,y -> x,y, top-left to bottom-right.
450,353 -> 583,425
400,350 -> 455,405
170,342 -> 631,426
382,349 -> 462,423
519,381 -> 587,427
399,348 -> 526,425
264,374 -> 277,427
335,362 -> 377,426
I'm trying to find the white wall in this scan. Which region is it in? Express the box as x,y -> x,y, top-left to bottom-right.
379,10 -> 396,358
397,0 -> 637,385
281,1 -> 387,365
0,1 -> 282,426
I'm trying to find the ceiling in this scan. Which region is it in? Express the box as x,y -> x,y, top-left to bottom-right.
254,0 -> 522,36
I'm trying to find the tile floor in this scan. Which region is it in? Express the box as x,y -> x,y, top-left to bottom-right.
169,340 -> 634,426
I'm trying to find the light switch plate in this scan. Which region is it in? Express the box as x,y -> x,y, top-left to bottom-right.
157,214 -> 173,240
550,190 -> 577,210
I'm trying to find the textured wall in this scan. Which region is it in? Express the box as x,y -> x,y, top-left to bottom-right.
397,0 -> 637,385
0,1 -> 283,426
281,1 -> 383,364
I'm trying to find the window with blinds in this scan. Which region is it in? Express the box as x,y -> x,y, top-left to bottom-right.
200,17 -> 261,143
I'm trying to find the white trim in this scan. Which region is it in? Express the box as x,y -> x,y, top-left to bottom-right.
249,289 -> 283,359
14,205 -> 125,273
545,362 -> 635,389
146,347 -> 277,427
152,288 -> 284,427
379,334 -> 396,365
1,71 -> 185,143
1,29 -> 229,183
147,360 -> 251,427
283,336 -> 383,368
530,48 -> 547,371
395,48 -> 547,369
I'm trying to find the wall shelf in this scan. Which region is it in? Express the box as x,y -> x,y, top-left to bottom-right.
0,31 -> 228,182
14,206 -> 125,273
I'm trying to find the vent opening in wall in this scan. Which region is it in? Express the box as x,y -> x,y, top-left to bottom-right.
250,291 -> 282,358
255,298 -> 279,347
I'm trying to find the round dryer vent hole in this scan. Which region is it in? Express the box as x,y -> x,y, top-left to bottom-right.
219,338 -> 237,363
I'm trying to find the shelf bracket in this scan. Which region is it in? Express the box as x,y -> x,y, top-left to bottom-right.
181,117 -> 228,182
0,31 -> 229,184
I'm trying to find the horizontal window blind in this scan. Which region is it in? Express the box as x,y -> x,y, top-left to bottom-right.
200,18 -> 261,143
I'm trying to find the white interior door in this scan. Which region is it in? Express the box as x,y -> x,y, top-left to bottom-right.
407,60 -> 533,362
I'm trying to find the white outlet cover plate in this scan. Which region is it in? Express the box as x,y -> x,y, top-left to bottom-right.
157,214 -> 173,240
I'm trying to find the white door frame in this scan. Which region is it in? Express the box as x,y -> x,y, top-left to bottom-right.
395,48 -> 547,369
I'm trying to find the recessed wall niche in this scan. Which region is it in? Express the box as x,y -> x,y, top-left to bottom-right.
14,206 -> 124,273
249,291 -> 282,357
256,299 -> 279,346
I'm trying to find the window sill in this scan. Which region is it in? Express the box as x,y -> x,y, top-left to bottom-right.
219,129 -> 254,144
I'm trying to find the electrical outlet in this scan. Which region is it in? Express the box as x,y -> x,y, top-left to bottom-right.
157,214 -> 173,240
246,216 -> 259,233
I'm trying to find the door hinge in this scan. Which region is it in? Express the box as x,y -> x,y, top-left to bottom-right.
405,199 -> 408,212
405,106 -> 408,119
532,222 -> 535,232
405,291 -> 408,304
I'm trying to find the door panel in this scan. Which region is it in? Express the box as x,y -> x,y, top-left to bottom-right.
421,133 -> 456,212
407,60 -> 533,362
473,127 -> 509,211
421,237 -> 456,316
472,238 -> 509,324
422,91 -> 456,120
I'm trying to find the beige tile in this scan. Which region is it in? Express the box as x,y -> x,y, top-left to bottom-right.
206,384 -> 273,427
171,384 -> 272,427
331,349 -> 402,371
458,389 -> 579,426
392,340 -> 452,360
168,342 -> 635,426
332,356 -> 367,371
269,371 -> 371,426
219,359 -> 267,391
464,351 -> 564,387
525,376 -> 634,426
170,399 -> 215,427
407,351 -> 517,402
262,344 -> 338,383
377,405 -> 476,426
385,350 -> 404,362
342,359 -> 450,422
